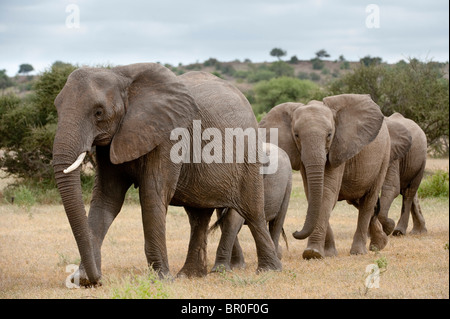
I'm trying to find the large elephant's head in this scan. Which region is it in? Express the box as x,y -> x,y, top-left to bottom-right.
259,94 -> 384,240
52,63 -> 198,284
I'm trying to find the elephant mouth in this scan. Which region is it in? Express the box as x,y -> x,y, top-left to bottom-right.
94,134 -> 112,146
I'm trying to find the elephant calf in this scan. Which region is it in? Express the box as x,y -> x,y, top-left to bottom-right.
378,113 -> 428,236
209,143 -> 292,272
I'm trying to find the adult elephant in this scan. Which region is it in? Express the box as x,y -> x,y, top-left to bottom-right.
378,113 -> 428,236
259,94 -> 411,259
52,63 -> 281,286
210,143 -> 292,272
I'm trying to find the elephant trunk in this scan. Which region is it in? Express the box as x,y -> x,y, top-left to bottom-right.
293,154 -> 325,240
53,130 -> 100,285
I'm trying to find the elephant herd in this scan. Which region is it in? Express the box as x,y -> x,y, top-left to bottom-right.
53,63 -> 427,287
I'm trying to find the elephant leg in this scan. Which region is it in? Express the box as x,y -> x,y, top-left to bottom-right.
394,167 -> 425,236
233,175 -> 282,272
393,193 -> 413,236
230,236 -> 246,269
140,153 -> 181,278
268,185 -> 291,260
212,208 -> 245,272
351,193 -> 387,255
269,220 -> 283,260
378,163 -> 400,235
410,193 -> 427,235
178,207 -> 214,278
324,222 -> 338,257
369,200 -> 389,251
237,203 -> 282,271
76,161 -> 131,285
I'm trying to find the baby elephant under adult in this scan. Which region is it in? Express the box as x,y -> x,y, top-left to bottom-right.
52,63 -> 281,286
259,94 -> 412,259
209,143 -> 292,272
378,113 -> 428,236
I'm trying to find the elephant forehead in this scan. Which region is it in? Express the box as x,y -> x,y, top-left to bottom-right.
293,104 -> 333,127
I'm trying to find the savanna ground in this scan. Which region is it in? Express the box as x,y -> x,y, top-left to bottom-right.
0,159 -> 448,299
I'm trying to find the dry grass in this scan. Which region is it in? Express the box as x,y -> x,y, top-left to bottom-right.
0,158 -> 448,299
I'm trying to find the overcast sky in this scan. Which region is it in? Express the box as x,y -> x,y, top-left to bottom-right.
0,0 -> 448,76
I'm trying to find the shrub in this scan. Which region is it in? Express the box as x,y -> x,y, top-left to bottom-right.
311,58 -> 324,70
418,170 -> 449,198
4,185 -> 36,208
309,72 -> 321,82
268,61 -> 295,77
0,62 -> 77,182
110,269 -> 170,299
328,58 -> 449,155
247,69 -> 276,83
252,77 -> 320,114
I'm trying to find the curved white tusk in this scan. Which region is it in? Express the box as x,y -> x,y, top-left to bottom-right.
63,152 -> 87,174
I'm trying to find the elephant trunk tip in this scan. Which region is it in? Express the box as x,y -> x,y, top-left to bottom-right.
292,228 -> 312,240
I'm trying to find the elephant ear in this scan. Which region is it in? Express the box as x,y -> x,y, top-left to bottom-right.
110,63 -> 198,164
386,113 -> 412,162
323,94 -> 384,167
259,102 -> 302,170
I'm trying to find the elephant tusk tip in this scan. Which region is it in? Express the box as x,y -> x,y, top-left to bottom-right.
62,152 -> 87,174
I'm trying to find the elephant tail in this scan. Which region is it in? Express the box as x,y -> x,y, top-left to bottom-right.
281,227 -> 289,251
208,207 -> 228,234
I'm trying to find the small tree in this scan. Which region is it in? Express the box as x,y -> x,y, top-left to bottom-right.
0,69 -> 13,90
288,55 -> 300,64
252,77 -> 323,114
360,55 -> 382,66
315,49 -> 330,59
270,48 -> 287,61
0,61 -> 78,182
18,63 -> 34,75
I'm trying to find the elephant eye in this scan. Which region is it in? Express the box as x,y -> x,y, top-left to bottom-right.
294,133 -> 299,138
327,132 -> 332,139
94,107 -> 104,119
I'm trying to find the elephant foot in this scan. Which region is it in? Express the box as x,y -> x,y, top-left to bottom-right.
211,263 -> 232,274
410,226 -> 428,235
177,264 -> 207,278
230,259 -> 246,270
392,228 -> 406,236
369,236 -> 388,252
177,267 -> 207,278
350,244 -> 368,256
256,257 -> 282,273
302,248 -> 324,260
381,218 -> 396,236
71,267 -> 102,288
369,228 -> 389,252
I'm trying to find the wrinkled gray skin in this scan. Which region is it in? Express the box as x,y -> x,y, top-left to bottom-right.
259,94 -> 412,259
52,63 -> 281,286
378,113 -> 428,236
210,143 -> 292,272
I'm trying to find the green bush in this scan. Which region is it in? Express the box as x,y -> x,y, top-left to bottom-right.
268,61 -> 295,77
252,77 -> 321,114
4,185 -> 36,208
0,61 -> 78,182
110,269 -> 170,299
328,59 -> 449,155
247,67 -> 276,83
311,58 -> 324,70
418,170 -> 449,198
